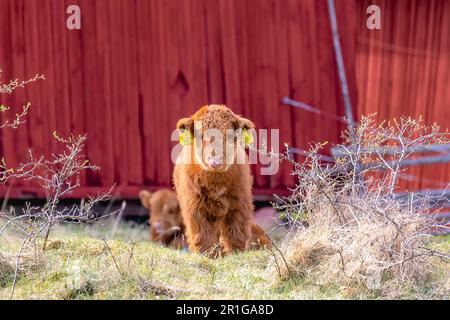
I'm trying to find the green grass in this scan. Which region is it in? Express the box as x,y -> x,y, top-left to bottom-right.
433,234 -> 450,250
0,222 -> 448,300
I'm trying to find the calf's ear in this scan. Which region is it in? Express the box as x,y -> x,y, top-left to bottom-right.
176,117 -> 194,133
138,190 -> 153,209
236,116 -> 255,130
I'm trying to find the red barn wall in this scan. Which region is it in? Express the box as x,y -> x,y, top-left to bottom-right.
355,0 -> 450,191
0,0 -> 356,199
0,0 -> 447,199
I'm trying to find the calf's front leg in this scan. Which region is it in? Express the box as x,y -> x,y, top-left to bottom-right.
184,212 -> 220,257
219,212 -> 251,255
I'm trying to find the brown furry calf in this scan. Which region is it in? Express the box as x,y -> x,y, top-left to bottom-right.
138,189 -> 186,249
173,104 -> 267,256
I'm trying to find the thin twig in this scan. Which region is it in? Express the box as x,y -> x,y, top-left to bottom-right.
102,238 -> 122,276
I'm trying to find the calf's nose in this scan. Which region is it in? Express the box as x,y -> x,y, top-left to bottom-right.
207,156 -> 222,168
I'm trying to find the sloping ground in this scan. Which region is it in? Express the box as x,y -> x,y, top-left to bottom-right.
0,222 -> 448,300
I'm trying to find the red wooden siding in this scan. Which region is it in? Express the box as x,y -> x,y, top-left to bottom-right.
355,0 -> 450,191
0,0 -> 448,199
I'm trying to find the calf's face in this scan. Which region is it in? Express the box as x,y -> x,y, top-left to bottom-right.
176,105 -> 255,172
139,189 -> 183,241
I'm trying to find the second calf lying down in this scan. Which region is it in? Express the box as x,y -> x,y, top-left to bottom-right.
139,189 -> 186,249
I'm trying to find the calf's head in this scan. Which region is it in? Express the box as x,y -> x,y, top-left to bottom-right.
139,189 -> 183,242
176,105 -> 255,172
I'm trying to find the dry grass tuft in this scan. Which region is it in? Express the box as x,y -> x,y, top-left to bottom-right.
279,201 -> 438,294
273,116 -> 450,298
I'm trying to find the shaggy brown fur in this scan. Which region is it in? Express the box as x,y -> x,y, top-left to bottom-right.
139,189 -> 186,249
173,104 -> 263,256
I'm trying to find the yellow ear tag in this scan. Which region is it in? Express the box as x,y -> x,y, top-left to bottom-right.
243,128 -> 253,148
179,130 -> 193,146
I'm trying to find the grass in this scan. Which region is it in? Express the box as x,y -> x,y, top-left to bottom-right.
0,222 -> 448,300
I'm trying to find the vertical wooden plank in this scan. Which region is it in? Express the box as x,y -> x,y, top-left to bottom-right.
135,0 -> 154,187
4,0 -> 27,176
106,0 -> 129,186
240,0 -> 268,189
21,0 -> 48,193
64,0 -> 87,187
0,0 -> 10,161
121,0 -> 143,186
0,0 -> 15,181
92,0 -> 115,187
23,0 -> 44,173
51,0 -> 71,139
38,0 -> 58,163
420,0 -> 449,190
203,0 -> 225,103
157,0 -> 177,186
218,0 -> 241,109
78,0 -> 102,186
270,0 -> 296,188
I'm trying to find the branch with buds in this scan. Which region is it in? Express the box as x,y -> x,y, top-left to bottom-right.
0,68 -> 45,129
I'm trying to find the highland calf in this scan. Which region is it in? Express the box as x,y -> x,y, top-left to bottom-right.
139,188 -> 186,249
173,104 -> 264,256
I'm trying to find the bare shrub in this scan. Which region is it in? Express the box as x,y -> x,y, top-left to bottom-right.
273,115 -> 450,297
0,133 -> 122,298
1,134 -> 118,245
0,66 -> 120,298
